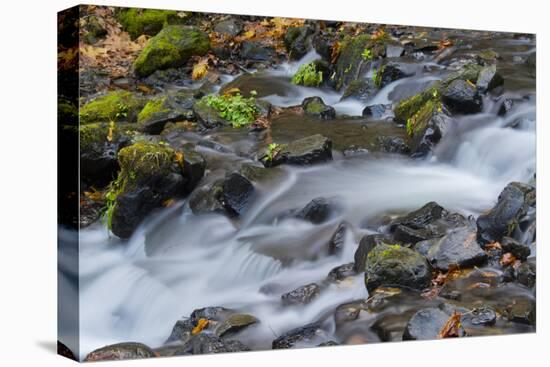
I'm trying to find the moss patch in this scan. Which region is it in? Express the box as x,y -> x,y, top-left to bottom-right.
138,96 -> 170,123
117,8 -> 184,39
133,25 -> 210,78
80,90 -> 144,124
292,62 -> 323,87
204,93 -> 259,127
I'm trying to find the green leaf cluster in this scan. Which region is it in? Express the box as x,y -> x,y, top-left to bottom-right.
292,62 -> 323,87
206,93 -> 259,127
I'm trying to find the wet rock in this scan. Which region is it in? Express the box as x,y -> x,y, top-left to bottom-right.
296,197 -> 337,224
282,283 -> 320,306
377,62 -> 414,88
79,123 -> 132,186
318,341 -> 339,346
284,25 -> 314,60
442,79 -> 482,114
302,96 -> 336,120
79,90 -> 145,124
272,322 -> 326,349
364,243 -> 432,292
327,263 -> 357,282
477,182 -> 535,243
501,236 -> 531,261
463,307 -> 497,326
376,136 -> 410,155
138,91 -> 196,134
312,33 -> 334,61
328,222 -> 348,255
166,318 -> 194,343
354,234 -> 390,272
362,104 -> 388,119
191,306 -> 233,323
214,314 -> 258,337
181,148 -> 207,192
476,49 -> 500,65
189,172 -> 254,217
334,300 -> 369,324
476,64 -> 504,93
409,112 -> 451,157
85,342 -> 155,361
515,260 -> 536,288
390,201 -> 447,231
264,134 -> 333,167
342,145 -> 370,157
504,298 -> 536,325
177,334 -> 250,355
214,18 -> 243,37
110,142 -> 194,238
133,26 -> 210,78
240,41 -> 276,62
220,72 -> 289,98
423,226 -> 487,271
497,97 -> 516,116
403,308 -> 465,340
385,43 -> 405,58
341,79 -> 377,102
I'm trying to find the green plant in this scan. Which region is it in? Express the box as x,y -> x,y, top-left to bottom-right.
292,62 -> 323,87
265,143 -> 283,162
361,48 -> 373,61
373,65 -> 385,87
206,93 -> 259,127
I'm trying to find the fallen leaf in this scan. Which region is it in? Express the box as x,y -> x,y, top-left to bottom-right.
191,318 -> 209,335
192,57 -> 209,80
438,312 -> 462,338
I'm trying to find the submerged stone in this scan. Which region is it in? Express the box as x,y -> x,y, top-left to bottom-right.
85,342 -> 155,361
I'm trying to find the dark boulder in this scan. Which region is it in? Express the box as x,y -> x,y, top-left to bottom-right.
327,263 -> 357,282
403,308 -> 465,340
272,323 -> 326,349
497,97 -> 516,116
504,298 -> 536,325
442,79 -> 482,114
515,260 -> 536,288
462,307 -> 496,326
364,243 -> 432,292
214,314 -> 258,337
376,136 -> 410,155
214,18 -> 243,37
341,79 -> 377,102
354,234 -> 390,272
263,134 -> 333,167
176,334 -> 250,355
281,283 -> 320,306
302,96 -> 336,120
409,112 -> 451,158
138,91 -> 196,134
362,104 -> 389,119
295,197 -> 337,224
477,182 -> 535,243
476,65 -> 504,93
240,41 -> 276,62
334,300 -> 369,324
284,25 -> 314,60
85,342 -> 155,361
501,236 -> 531,261
390,201 -> 447,231
193,97 -> 230,129
166,318 -> 194,343
328,222 -> 348,255
376,62 -> 414,88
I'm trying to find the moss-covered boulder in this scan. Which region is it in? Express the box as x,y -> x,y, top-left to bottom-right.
79,122 -> 133,186
118,8 -> 182,39
262,134 -> 333,167
364,243 -> 432,292
80,90 -> 145,124
133,26 -> 210,78
138,91 -> 196,134
284,25 -> 314,60
107,141 -> 204,238
302,96 -> 336,120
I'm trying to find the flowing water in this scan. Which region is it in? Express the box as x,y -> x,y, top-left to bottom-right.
67,33 -> 535,359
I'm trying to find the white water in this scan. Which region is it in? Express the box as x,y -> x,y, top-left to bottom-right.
75,52 -> 536,360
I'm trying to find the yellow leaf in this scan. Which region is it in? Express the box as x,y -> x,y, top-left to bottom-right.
222,87 -> 241,97
192,58 -> 209,80
107,120 -> 115,142
191,318 -> 209,335
243,29 -> 256,40
174,150 -> 184,167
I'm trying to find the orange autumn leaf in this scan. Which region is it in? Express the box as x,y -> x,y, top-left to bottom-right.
438,312 -> 462,338
192,57 -> 209,80
191,318 -> 209,335
438,39 -> 453,50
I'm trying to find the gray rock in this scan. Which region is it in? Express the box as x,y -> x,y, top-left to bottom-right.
282,283 -> 320,306
84,342 -> 155,361
264,134 -> 333,167
302,96 -> 336,120
403,308 -> 465,340
442,79 -> 482,114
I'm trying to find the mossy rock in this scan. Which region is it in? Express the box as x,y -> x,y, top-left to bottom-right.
108,141 -> 187,238
133,25 -> 210,78
364,243 -> 432,292
137,91 -> 196,134
193,96 -> 230,129
80,90 -> 145,124
117,8 -> 183,39
302,96 -> 336,120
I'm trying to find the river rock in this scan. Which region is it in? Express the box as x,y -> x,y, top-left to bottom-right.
476,64 -> 504,93
110,142 -> 199,238
354,234 -> 390,272
341,79 -> 377,102
385,43 -> 405,58
84,342 -> 156,361
334,300 -> 369,324
462,307 -> 497,326
477,182 -> 535,243
302,96 -> 336,120
364,243 -> 432,292
362,104 -> 388,119
377,62 -> 414,88
515,260 -> 536,288
133,26 -> 210,78
497,97 -> 516,116
409,112 -> 451,157
504,298 -> 536,325
214,18 -> 243,37
272,322 -> 326,349
376,136 -> 410,154
138,91 -> 196,134
327,263 -> 357,282
166,318 -> 194,343
193,97 -> 230,129
501,236 -> 531,261
296,197 -> 337,224
442,79 -> 482,114
328,222 -> 348,255
390,201 -> 446,232
284,25 -> 314,60
240,41 -> 276,62
176,334 -> 250,355
281,283 -> 320,306
263,134 -> 333,167
403,308 -> 465,340
423,226 -> 487,271
214,314 -> 258,337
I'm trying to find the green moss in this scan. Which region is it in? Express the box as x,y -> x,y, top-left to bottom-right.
406,98 -> 441,136
118,8 -> 180,39
133,25 -> 210,78
138,97 -> 170,123
265,143 -> 284,162
304,101 -> 325,114
361,47 -> 373,61
292,62 -> 323,87
374,65 -> 386,87
79,123 -> 112,149
205,93 -> 259,127
80,90 -> 144,124
394,85 -> 441,123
